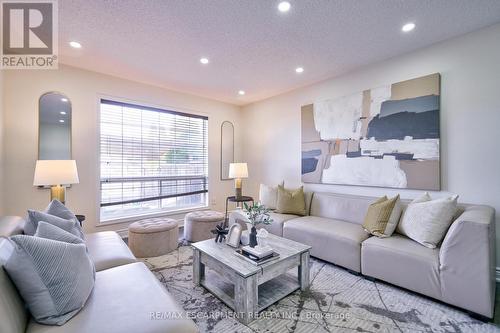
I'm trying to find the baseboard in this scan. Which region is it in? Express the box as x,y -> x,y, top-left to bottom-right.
496,267 -> 500,282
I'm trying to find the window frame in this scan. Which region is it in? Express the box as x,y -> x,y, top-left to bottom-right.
97,96 -> 210,224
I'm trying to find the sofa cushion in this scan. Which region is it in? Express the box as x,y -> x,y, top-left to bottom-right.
309,192 -> 374,224
0,238 -> 28,333
35,222 -> 85,245
45,200 -> 78,222
361,235 -> 441,299
4,235 -> 95,325
26,262 -> 198,333
283,216 -> 370,272
398,194 -> 459,248
25,210 -> 84,239
276,185 -> 307,216
260,212 -> 298,237
362,195 -> 402,238
0,216 -> 26,237
259,182 -> 283,210
85,231 -> 136,271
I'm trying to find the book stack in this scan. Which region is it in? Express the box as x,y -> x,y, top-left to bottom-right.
234,245 -> 279,265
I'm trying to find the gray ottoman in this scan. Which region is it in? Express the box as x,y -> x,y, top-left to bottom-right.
128,217 -> 178,258
184,210 -> 225,242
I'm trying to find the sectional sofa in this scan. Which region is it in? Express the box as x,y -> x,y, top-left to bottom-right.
0,216 -> 198,333
230,191 -> 496,319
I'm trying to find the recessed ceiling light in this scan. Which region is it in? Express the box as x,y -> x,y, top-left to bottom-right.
69,41 -> 82,48
295,67 -> 304,73
200,57 -> 209,64
60,111 -> 66,115
61,98 -> 68,102
278,1 -> 291,12
402,22 -> 416,32
238,90 -> 245,96
59,119 -> 65,123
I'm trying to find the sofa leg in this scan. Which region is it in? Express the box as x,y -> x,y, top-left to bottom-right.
467,311 -> 492,322
346,269 -> 360,276
363,275 -> 376,282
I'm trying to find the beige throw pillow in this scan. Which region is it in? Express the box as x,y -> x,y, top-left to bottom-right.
398,193 -> 459,248
363,195 -> 402,237
259,182 -> 284,210
276,185 -> 306,216
396,192 -> 431,235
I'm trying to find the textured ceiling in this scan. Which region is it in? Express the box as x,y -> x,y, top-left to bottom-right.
59,0 -> 500,105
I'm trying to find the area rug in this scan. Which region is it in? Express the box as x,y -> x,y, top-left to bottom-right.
141,245 -> 499,333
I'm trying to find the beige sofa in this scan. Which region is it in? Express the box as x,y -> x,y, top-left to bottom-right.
0,216 -> 198,333
230,191 -> 496,319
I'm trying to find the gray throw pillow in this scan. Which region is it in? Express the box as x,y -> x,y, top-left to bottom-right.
3,235 -> 95,325
45,200 -> 78,221
35,222 -> 84,245
25,210 -> 84,240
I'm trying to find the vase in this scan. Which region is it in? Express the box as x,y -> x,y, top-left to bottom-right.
249,226 -> 258,248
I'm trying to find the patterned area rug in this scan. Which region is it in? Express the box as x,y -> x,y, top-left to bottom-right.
141,245 -> 499,333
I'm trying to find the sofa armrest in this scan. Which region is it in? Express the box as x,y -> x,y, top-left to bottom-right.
439,205 -> 496,317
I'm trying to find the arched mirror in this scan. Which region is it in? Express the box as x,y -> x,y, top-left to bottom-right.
220,121 -> 234,180
38,92 -> 72,160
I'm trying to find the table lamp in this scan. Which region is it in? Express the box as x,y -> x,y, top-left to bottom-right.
33,160 -> 79,204
229,163 -> 248,200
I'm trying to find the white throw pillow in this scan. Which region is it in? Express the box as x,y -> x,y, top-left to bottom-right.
396,192 -> 431,235
259,182 -> 283,210
398,193 -> 459,248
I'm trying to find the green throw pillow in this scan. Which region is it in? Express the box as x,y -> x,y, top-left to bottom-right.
362,195 -> 402,238
276,185 -> 306,216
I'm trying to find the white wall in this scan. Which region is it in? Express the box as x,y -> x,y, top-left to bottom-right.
241,24 -> 500,264
3,65 -> 241,233
0,70 -> 4,215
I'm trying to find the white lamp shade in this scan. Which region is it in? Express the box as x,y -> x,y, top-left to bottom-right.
33,160 -> 80,186
228,163 -> 248,179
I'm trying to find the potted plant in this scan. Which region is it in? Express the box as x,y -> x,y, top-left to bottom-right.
243,202 -> 273,247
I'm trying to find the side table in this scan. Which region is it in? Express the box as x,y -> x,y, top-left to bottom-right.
224,196 -> 254,227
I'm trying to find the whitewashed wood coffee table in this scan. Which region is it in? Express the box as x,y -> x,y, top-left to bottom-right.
192,234 -> 311,324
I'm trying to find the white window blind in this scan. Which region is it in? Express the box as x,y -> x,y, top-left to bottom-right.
100,99 -> 208,221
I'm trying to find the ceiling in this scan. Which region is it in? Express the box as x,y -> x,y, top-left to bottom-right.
59,0 -> 500,106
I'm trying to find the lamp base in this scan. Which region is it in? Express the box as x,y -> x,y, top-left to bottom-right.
234,178 -> 243,200
235,187 -> 242,200
50,185 -> 66,204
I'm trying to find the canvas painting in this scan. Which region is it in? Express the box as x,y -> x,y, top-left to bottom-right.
301,73 -> 440,190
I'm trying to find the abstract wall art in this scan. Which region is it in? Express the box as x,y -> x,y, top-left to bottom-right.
301,73 -> 440,190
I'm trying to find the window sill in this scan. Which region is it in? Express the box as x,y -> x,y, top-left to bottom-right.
98,205 -> 210,227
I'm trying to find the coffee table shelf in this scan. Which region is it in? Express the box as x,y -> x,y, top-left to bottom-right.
201,270 -> 300,313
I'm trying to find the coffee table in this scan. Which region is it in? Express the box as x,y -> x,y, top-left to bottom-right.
191,234 -> 311,324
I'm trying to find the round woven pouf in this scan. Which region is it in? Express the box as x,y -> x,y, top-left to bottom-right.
184,210 -> 225,242
128,217 -> 178,258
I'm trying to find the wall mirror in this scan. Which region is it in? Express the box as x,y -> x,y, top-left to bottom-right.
220,121 -> 234,180
38,92 -> 72,160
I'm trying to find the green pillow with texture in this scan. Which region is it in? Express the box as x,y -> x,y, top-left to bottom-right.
363,195 -> 402,238
276,185 -> 306,216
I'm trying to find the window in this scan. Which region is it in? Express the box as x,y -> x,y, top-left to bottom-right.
100,99 -> 208,221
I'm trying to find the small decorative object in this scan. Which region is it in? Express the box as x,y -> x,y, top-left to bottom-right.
240,230 -> 250,246
226,224 -> 242,248
210,223 -> 229,243
229,163 -> 248,200
256,229 -> 269,247
243,202 -> 273,248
